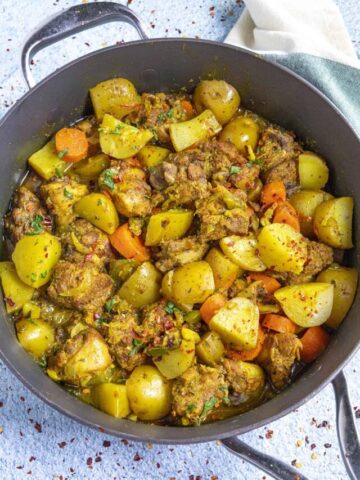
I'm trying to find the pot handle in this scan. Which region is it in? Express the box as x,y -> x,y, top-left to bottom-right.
221,371 -> 359,480
21,1 -> 149,89
332,370 -> 360,480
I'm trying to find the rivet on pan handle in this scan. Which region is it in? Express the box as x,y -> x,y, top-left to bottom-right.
21,1 -> 149,89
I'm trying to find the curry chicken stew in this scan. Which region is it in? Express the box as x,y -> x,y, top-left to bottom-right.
1,78 -> 357,425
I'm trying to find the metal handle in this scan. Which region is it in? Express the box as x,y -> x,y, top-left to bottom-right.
332,371 -> 360,480
21,1 -> 149,88
221,436 -> 309,480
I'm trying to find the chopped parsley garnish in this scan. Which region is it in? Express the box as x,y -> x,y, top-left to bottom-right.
99,124 -> 124,135
63,188 -> 74,200
229,165 -> 241,175
129,338 -> 144,356
200,396 -> 217,421
102,169 -> 116,190
157,109 -> 174,123
37,355 -> 47,369
105,298 -> 115,313
40,271 -> 48,279
164,301 -> 180,315
30,272 -> 37,283
150,127 -> 159,141
55,166 -> 63,178
57,148 -> 69,159
95,316 -> 107,327
29,215 -> 44,235
186,403 -> 196,414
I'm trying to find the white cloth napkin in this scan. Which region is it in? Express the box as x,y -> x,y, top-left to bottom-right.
225,0 -> 359,68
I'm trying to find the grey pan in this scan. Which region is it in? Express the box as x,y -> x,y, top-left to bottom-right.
0,3 -> 359,480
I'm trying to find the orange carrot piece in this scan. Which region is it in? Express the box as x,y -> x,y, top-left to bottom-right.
247,273 -> 281,294
227,327 -> 266,361
181,99 -> 194,117
55,127 -> 88,163
300,326 -> 330,363
200,293 -> 226,324
273,200 -> 300,232
261,181 -> 286,206
262,314 -> 297,334
109,223 -> 150,262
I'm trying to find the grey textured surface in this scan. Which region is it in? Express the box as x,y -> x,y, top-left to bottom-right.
0,1 -> 359,479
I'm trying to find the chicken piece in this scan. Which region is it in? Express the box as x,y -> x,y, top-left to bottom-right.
99,160 -> 151,217
106,306 -> 145,372
223,359 -> 265,401
149,140 -> 246,207
60,219 -> 114,268
196,186 -> 249,241
172,364 -> 229,425
264,159 -> 298,190
257,126 -> 302,171
40,177 -> 88,227
48,328 -> 112,386
126,92 -> 189,143
257,333 -> 302,389
228,163 -> 261,193
288,240 -> 333,284
4,186 -> 52,243
47,261 -> 114,314
140,300 -> 182,350
154,236 -> 209,272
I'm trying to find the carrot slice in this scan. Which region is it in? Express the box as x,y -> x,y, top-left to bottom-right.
300,326 -> 330,363
247,273 -> 281,294
109,223 -> 150,262
273,200 -> 300,232
227,326 -> 266,361
181,99 -> 194,117
200,293 -> 226,324
261,181 -> 286,206
55,127 -> 88,163
262,314 -> 297,334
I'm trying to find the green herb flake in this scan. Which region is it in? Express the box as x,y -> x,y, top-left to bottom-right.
40,271 -> 48,279
164,302 -> 180,315
37,355 -> 47,369
200,396 -> 217,420
186,403 -> 196,414
57,148 -> 69,159
95,316 -> 108,328
105,298 -> 115,313
30,272 -> 37,283
55,166 -> 63,178
29,215 -> 44,235
229,165 -> 241,176
63,188 -> 74,200
129,338 -> 144,357
102,169 -> 116,190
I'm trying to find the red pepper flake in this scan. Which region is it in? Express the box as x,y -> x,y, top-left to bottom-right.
0,401 -> 3,408
20,396 -> 25,401
70,437 -> 75,443
133,452 -> 143,462
103,440 -> 111,447
70,467 -> 75,473
310,443 -> 316,450
95,456 -> 102,463
86,457 -> 93,466
34,422 -> 42,433
26,471 -> 32,475
4,297 -> 16,307
355,410 -> 360,419
127,0 -> 133,4
121,439 -> 129,445
58,441 -> 66,448
156,463 -> 161,469
16,466 -> 24,469
265,429 -> 273,439
29,456 -> 36,462
291,459 -> 297,466
324,443 -> 332,448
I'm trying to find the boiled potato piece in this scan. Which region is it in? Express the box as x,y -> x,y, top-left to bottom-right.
71,153 -> 110,180
219,116 -> 259,154
90,77 -> 141,121
161,270 -> 193,312
172,261 -> 215,304
196,331 -> 225,366
28,139 -> 67,180
298,152 -> 329,190
220,236 -> 266,272
145,209 -> 193,246
74,193 -> 119,234
138,145 -> 170,168
289,190 -> 333,237
205,248 -> 242,289
126,365 -> 172,420
169,110 -> 222,152
109,259 -> 139,285
313,197 -> 354,249
0,262 -> 34,313
209,297 -> 259,350
91,383 -> 130,418
274,283 -> 334,327
257,223 -> 307,274
154,338 -> 195,379
16,318 -> 55,359
12,233 -> 61,288
118,262 -> 162,308
317,264 -> 358,329
99,114 -> 153,159
193,80 -> 240,125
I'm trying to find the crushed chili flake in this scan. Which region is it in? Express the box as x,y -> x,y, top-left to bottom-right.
324,443 -> 332,448
0,401 -> 3,407
310,443 -> 317,450
265,428 -> 273,439
121,439 -> 129,445
86,457 -> 93,466
95,456 -> 102,463
103,440 -> 111,447
133,452 -> 143,461
58,441 -> 66,448
355,410 -> 360,419
20,396 -> 25,401
156,462 -> 161,468
34,422 -> 42,433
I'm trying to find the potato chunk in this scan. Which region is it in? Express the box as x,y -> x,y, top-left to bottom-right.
289,190 -> 333,237
91,383 -> 130,418
274,283 -> 334,327
74,193 -> 119,234
193,80 -> 240,125
313,197 -> 353,249
298,152 -> 329,190
209,297 -> 259,349
171,261 -> 215,304
16,318 -> 55,359
220,236 -> 266,272
117,262 -> 162,308
205,248 -> 242,289
0,262 -> 34,313
28,139 -> 67,180
145,209 -> 194,246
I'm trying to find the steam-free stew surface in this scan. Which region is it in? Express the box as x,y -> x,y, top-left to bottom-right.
1,78 -> 357,426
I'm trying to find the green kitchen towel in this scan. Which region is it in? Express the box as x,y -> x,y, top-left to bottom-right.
225,0 -> 360,136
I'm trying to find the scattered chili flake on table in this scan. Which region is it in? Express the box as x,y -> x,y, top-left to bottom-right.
34,422 -> 42,433
58,441 -> 66,448
103,440 -> 111,447
265,428 -> 273,439
133,452 -> 143,461
86,457 -> 93,466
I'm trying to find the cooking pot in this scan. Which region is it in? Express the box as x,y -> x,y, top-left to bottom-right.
0,3 -> 359,479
